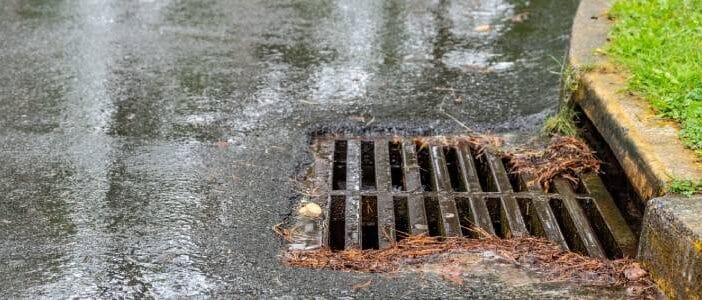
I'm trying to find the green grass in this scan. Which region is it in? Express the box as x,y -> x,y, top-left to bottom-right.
608,0 -> 702,150
668,179 -> 702,197
542,108 -> 579,136
542,59 -> 591,137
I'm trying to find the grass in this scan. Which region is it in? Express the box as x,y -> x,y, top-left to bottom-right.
668,179 -> 702,197
542,108 -> 578,136
542,58 -> 591,136
607,0 -> 702,150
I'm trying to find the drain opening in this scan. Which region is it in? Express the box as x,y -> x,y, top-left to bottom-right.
393,196 -> 410,241
329,195 -> 346,250
549,198 -> 587,255
332,141 -> 348,190
416,145 -> 434,191
576,106 -> 644,235
578,197 -> 621,258
361,196 -> 379,249
574,178 -> 588,194
388,142 -> 405,191
486,197 -> 506,238
299,135 -> 638,258
444,147 -> 467,192
455,197 -> 475,237
360,141 -> 376,191
517,197 -> 545,237
423,197 -> 443,237
503,158 -> 523,192
473,153 -> 497,192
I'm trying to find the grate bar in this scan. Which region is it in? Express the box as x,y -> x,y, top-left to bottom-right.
457,143 -> 482,192
553,178 -> 606,259
458,145 -> 494,234
470,196 -> 496,235
346,140 -> 361,192
519,173 -> 569,249
344,194 -> 361,249
402,140 -> 429,235
374,140 -> 392,191
485,153 -> 513,192
429,145 -> 452,191
344,140 -> 362,249
316,140 -> 334,249
374,141 -> 396,247
430,145 -> 462,236
485,153 -> 528,237
532,196 -> 570,250
581,173 -> 637,257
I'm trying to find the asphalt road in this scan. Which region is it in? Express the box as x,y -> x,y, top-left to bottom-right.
0,0 -> 625,298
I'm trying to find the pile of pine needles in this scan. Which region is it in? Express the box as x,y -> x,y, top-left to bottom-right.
283,235 -> 654,294
507,135 -> 601,191
408,134 -> 600,191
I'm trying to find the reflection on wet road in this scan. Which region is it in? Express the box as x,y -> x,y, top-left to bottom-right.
0,0 -> 587,297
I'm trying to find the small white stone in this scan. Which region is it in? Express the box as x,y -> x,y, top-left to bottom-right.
298,203 -> 322,218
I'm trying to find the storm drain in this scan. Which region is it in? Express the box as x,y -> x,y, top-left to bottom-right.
290,136 -> 638,259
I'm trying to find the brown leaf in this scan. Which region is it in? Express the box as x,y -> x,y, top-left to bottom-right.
512,12 -> 530,23
215,140 -> 229,148
624,263 -> 647,281
440,265 -> 464,285
352,279 -> 372,292
473,24 -> 491,32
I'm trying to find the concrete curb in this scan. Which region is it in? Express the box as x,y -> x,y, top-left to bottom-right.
638,197 -> 702,299
569,0 -> 702,298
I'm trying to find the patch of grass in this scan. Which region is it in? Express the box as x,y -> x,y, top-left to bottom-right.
542,108 -> 579,136
608,0 -> 702,150
668,179 -> 702,197
542,59 -> 591,136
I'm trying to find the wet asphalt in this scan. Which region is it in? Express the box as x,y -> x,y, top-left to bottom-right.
0,0 -> 619,298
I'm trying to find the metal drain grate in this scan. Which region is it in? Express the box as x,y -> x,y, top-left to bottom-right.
290,136 -> 638,259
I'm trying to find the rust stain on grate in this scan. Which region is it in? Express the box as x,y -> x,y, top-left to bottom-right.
289,136 -> 638,259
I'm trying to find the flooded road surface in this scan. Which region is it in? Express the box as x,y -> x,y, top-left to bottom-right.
0,0 -> 627,298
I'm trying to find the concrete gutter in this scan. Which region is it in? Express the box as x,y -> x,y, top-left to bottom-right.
569,0 -> 702,298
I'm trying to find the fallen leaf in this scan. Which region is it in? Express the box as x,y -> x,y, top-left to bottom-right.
624,263 -> 647,281
512,12 -> 530,23
626,286 -> 645,297
349,115 -> 366,122
440,266 -> 464,285
473,24 -> 491,32
215,140 -> 229,148
299,99 -> 319,105
352,279 -> 372,292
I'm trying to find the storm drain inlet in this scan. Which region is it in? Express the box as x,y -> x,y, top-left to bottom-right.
290,136 -> 639,259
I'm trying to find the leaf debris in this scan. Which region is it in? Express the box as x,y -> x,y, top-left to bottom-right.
282,234 -> 657,297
